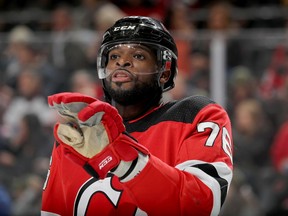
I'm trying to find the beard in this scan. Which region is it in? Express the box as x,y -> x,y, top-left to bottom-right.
104,75 -> 163,106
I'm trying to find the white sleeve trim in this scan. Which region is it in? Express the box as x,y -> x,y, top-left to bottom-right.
176,160 -> 233,216
41,211 -> 61,216
120,153 -> 149,182
112,152 -> 149,182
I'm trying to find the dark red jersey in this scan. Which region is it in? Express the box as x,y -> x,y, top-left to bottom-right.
41,95 -> 233,216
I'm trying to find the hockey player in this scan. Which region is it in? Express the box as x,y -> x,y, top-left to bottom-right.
41,16 -> 233,216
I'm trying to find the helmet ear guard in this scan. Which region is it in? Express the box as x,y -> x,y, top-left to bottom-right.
159,67 -> 171,88
157,49 -> 176,92
164,61 -> 172,71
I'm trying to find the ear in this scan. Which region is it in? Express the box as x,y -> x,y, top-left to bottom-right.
159,69 -> 171,85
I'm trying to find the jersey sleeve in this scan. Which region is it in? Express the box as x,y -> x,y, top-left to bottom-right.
121,103 -> 233,216
41,143 -> 65,216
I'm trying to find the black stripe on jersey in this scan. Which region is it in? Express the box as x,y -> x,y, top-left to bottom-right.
192,163 -> 228,207
119,157 -> 138,181
125,95 -> 215,133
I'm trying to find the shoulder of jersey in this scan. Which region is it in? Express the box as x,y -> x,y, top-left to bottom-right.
126,95 -> 216,132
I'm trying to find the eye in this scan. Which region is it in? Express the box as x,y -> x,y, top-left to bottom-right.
134,53 -> 145,60
109,53 -> 119,60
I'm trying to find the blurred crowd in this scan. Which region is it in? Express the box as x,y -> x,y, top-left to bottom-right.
0,0 -> 288,215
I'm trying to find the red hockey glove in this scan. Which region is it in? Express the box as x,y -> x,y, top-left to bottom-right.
49,92 -> 149,179
48,92 -> 96,122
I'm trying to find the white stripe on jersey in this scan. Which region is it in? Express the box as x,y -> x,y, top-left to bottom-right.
41,211 -> 61,216
176,160 -> 233,216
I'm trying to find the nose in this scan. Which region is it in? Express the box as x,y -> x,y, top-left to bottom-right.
116,56 -> 132,67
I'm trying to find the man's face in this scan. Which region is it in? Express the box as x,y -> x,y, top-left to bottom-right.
103,44 -> 162,105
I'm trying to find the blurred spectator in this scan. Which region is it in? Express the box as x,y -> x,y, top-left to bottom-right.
263,115 -> 288,216
0,184 -> 12,215
111,0 -> 168,21
1,113 -> 52,177
163,1 -> 195,77
193,1 -> 245,73
233,99 -> 273,172
69,69 -> 104,100
85,2 -> 126,67
12,174 -> 45,215
264,173 -> 288,216
262,70 -> 288,134
0,113 -> 53,215
1,67 -> 57,139
206,1 -> 236,31
260,45 -> 288,100
232,98 -> 275,213
49,4 -> 90,79
73,0 -> 111,30
0,85 -> 14,125
92,2 -> 126,32
271,121 -> 288,174
269,79 -> 288,175
187,49 -> 210,96
220,168 -> 263,216
163,73 -> 189,102
227,66 -> 259,116
3,25 -> 60,96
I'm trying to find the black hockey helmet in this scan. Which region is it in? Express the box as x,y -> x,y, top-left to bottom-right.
97,16 -> 178,92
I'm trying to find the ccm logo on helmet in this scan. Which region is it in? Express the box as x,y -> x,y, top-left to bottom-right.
113,25 -> 136,31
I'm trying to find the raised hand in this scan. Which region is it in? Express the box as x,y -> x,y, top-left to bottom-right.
48,92 -> 149,180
